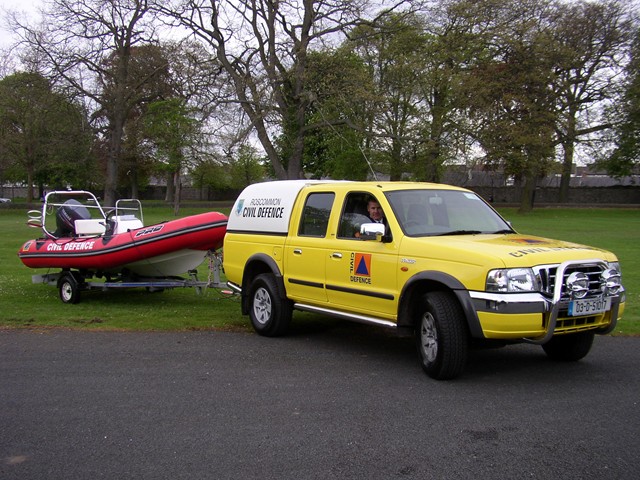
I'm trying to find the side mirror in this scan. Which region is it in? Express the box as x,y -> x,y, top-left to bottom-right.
359,222 -> 385,241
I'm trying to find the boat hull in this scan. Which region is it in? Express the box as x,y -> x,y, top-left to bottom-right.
18,211 -> 228,276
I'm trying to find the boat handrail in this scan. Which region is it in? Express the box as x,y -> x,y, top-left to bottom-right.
114,198 -> 144,225
43,190 -> 107,213
27,210 -> 43,228
39,190 -> 108,239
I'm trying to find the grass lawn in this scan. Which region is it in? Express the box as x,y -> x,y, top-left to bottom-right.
0,204 -> 247,332
0,203 -> 637,335
500,207 -> 638,335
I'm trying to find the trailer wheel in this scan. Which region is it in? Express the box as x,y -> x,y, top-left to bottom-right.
58,273 -> 81,304
247,273 -> 292,337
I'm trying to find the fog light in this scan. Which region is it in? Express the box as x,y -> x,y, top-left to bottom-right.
566,272 -> 589,299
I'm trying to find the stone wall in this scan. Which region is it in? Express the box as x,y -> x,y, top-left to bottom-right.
471,186 -> 640,206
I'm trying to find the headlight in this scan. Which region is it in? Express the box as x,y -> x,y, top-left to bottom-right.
486,268 -> 540,293
602,264 -> 622,295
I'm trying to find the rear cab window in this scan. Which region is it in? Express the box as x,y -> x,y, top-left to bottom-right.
297,192 -> 335,237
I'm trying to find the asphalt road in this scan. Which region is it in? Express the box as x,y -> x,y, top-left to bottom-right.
1,323 -> 639,480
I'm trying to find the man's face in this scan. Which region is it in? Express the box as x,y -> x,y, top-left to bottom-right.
367,201 -> 383,221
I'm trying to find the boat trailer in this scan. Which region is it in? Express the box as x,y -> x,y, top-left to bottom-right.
30,252 -> 229,304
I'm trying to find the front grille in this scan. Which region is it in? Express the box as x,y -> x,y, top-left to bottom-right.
535,263 -> 605,300
556,316 -> 598,330
535,261 -> 619,334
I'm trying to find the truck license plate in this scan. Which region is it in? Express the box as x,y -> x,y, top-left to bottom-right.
568,297 -> 611,317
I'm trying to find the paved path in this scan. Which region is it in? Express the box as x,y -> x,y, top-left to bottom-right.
1,325 -> 639,479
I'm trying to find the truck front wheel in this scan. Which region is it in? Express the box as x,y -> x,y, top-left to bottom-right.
542,332 -> 594,361
416,291 -> 468,380
248,273 -> 292,337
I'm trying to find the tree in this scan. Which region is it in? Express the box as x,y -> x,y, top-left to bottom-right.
414,0 -> 497,183
601,25 -> 640,177
0,72 -> 94,201
144,98 -> 199,214
348,12 -> 429,180
462,0 -> 558,212
11,0 -> 161,206
90,43 -> 174,199
300,49 -> 373,180
160,0 -> 407,180
229,144 -> 266,189
550,0 -> 631,201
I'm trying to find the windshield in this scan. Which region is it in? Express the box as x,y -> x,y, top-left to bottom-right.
385,189 -> 513,237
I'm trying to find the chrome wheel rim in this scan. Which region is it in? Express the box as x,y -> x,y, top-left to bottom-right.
61,282 -> 73,302
253,287 -> 272,325
420,312 -> 438,363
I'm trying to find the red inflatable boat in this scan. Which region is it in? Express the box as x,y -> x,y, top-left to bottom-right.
18,191 -> 227,293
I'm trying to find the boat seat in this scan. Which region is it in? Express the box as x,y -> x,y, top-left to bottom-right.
74,219 -> 106,236
112,215 -> 143,234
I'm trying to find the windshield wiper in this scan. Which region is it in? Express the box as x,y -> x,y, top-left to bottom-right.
491,229 -> 515,234
435,230 -> 483,236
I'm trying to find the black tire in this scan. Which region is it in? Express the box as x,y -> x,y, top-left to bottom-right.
542,332 -> 595,361
58,273 -> 81,304
247,273 -> 292,337
415,291 -> 468,380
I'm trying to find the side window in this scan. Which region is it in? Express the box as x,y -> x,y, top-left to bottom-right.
338,192 -> 377,239
298,192 -> 335,237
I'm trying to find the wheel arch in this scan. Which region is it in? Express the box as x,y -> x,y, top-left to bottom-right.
240,254 -> 286,315
397,271 -> 484,338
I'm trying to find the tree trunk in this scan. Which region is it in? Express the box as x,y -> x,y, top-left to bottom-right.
103,84 -> 128,206
104,127 -> 122,207
26,169 -> 34,204
558,139 -> 574,203
389,137 -> 403,181
518,173 -> 537,213
129,166 -> 139,199
173,170 -> 181,216
165,171 -> 174,203
425,88 -> 446,183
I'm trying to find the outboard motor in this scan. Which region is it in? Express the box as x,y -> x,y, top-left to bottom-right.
55,199 -> 91,237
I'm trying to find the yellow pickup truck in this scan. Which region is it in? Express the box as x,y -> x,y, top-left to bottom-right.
223,180 -> 625,379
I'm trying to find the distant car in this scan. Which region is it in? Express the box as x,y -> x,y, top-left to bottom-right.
0,198 -> 11,203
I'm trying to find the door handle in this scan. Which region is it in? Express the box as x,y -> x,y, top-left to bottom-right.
293,249 -> 302,255
331,252 -> 343,259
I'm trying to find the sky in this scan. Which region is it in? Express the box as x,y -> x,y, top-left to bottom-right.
0,0 -> 40,48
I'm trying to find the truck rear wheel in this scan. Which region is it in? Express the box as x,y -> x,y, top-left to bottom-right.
248,273 -> 292,337
416,291 -> 468,380
542,332 -> 595,361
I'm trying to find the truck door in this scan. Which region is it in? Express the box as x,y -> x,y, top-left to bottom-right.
284,191 -> 335,304
324,192 -> 398,321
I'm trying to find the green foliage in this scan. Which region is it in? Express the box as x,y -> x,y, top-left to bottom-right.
144,98 -> 198,170
2,0 -> 636,208
192,145 -> 265,193
0,72 -> 96,198
460,1 -> 560,211
347,12 -> 431,180
602,27 -> 640,177
229,145 -> 266,189
302,50 -> 372,179
304,126 -> 370,180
